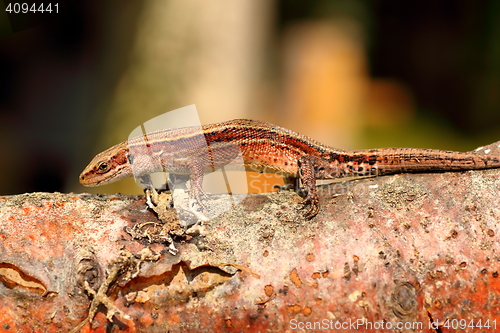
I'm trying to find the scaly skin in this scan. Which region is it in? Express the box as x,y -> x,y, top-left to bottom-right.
80,119 -> 500,218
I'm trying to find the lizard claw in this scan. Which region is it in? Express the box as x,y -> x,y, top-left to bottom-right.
304,202 -> 320,219
298,192 -> 320,219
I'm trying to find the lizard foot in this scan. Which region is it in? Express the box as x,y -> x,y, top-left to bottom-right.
299,192 -> 320,219
189,187 -> 210,211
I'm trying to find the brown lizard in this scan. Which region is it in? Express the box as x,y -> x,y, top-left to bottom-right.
80,119 -> 500,219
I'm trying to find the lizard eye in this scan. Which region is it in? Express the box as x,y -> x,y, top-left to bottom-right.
96,161 -> 110,173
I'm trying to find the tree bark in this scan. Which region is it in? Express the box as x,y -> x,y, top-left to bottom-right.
1,166 -> 500,332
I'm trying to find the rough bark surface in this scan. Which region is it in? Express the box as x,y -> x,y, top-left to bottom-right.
1,167 -> 500,332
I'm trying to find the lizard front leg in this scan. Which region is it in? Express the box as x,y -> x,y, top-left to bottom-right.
297,155 -> 323,219
188,158 -> 210,210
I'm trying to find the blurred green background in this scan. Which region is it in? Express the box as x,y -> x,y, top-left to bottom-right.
0,0 -> 499,195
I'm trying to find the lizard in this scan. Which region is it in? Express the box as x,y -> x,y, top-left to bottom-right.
79,119 -> 500,219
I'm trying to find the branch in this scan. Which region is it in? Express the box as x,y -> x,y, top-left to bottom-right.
1,166 -> 499,332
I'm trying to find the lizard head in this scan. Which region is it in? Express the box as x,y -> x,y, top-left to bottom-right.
79,142 -> 133,187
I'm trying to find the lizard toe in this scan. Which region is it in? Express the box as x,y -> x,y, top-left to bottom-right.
304,203 -> 320,219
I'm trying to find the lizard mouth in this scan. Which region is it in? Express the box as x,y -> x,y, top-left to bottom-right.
79,172 -> 99,187
79,172 -> 115,187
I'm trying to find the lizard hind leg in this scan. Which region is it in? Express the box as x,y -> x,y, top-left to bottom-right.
297,155 -> 323,219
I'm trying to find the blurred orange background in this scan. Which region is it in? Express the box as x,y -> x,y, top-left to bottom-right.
0,0 -> 499,195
